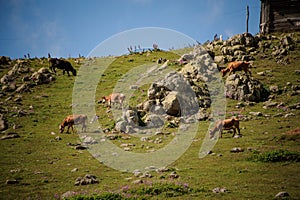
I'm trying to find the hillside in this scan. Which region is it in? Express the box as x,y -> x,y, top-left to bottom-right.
0,32 -> 299,199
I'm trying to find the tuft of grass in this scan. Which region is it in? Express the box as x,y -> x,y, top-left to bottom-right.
248,149 -> 300,162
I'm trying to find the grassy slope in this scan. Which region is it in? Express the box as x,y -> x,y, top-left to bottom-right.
0,34 -> 299,199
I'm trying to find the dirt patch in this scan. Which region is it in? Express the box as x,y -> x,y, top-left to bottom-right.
284,127 -> 300,135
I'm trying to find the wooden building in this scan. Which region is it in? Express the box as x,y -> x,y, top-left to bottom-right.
260,0 -> 300,34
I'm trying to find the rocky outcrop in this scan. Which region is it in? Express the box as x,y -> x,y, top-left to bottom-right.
30,67 -> 55,85
225,74 -> 269,102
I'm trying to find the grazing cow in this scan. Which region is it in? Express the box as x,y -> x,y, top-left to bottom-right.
101,93 -> 125,108
49,58 -> 77,76
210,117 -> 240,138
59,114 -> 87,133
221,61 -> 251,77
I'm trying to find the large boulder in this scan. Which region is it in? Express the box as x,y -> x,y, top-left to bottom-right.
147,72 -> 199,116
225,74 -> 269,102
162,91 -> 180,116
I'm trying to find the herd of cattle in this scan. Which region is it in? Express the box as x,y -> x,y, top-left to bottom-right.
53,58 -> 251,139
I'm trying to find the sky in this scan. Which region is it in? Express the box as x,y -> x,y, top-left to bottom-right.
0,0 -> 261,59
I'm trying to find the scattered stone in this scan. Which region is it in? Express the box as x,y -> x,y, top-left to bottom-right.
55,136 -> 61,141
140,171 -> 152,178
124,147 -> 132,151
212,187 -> 227,193
234,134 -> 243,138
263,101 -> 278,109
82,136 -> 97,144
249,111 -> 263,116
132,179 -> 143,184
169,171 -> 179,179
257,71 -> 266,76
156,167 -> 170,173
0,114 -> 8,131
6,179 -> 19,184
275,191 -> 290,198
1,132 -> 20,140
295,70 -> 300,75
269,85 -> 280,94
74,174 -> 98,186
284,113 -> 295,118
133,169 -> 142,177
61,191 -> 78,199
71,168 -> 78,172
75,145 -> 87,150
230,147 -> 244,153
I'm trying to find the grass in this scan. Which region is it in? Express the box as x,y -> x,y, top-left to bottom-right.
0,33 -> 300,199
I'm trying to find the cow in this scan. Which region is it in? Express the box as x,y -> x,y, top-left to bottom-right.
59,114 -> 87,133
221,61 -> 251,77
49,58 -> 77,76
210,117 -> 240,138
100,93 -> 125,108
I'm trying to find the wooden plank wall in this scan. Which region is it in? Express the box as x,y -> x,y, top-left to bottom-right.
260,0 -> 300,33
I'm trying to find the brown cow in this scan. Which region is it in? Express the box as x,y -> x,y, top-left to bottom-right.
59,114 -> 87,133
101,93 -> 125,108
221,61 -> 251,77
210,117 -> 240,138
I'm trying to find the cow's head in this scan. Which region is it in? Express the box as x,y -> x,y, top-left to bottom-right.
72,69 -> 77,76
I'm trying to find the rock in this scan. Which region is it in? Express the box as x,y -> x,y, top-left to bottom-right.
82,136 -> 97,144
75,145 -> 87,150
115,121 -> 127,133
214,55 -> 225,63
225,74 -> 269,102
269,85 -> 280,94
156,167 -> 170,173
133,169 -> 142,177
71,168 -> 78,172
230,147 -> 244,153
30,67 -> 55,85
74,174 -> 98,186
0,133 -> 20,140
6,179 -> 19,184
162,91 -> 180,116
55,136 -> 61,141
61,191 -> 78,199
257,71 -> 266,76
275,191 -> 290,198
249,111 -> 263,116
132,179 -> 143,184
0,114 -> 8,131
169,171 -> 179,179
284,113 -> 295,118
15,83 -> 30,93
263,101 -> 278,109
295,70 -> 300,75
212,187 -> 227,193
143,114 -> 164,128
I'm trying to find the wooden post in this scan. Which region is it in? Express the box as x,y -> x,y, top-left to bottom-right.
246,5 -> 249,33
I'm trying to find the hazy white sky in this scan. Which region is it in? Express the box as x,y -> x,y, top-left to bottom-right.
0,0 -> 260,58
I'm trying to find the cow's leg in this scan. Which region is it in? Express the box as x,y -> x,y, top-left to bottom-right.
67,125 -> 71,133
237,126 -> 241,135
67,70 -> 70,76
219,130 -> 222,138
232,128 -> 236,137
